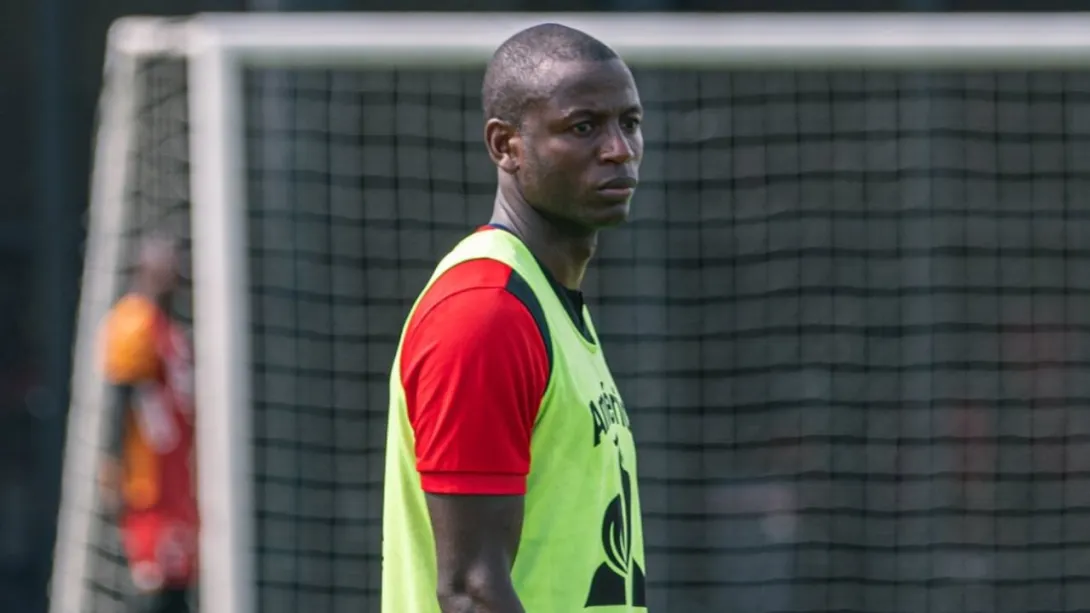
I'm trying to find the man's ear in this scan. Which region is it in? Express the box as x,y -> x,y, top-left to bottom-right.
484,118 -> 520,174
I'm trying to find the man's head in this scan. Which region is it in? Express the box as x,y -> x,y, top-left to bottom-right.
134,233 -> 180,302
483,23 -> 643,231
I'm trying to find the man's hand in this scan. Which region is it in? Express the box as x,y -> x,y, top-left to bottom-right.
425,493 -> 526,613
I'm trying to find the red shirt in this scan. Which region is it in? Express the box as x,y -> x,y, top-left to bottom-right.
103,294 -> 197,523
400,244 -> 552,496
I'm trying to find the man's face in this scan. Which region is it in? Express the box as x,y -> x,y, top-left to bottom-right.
512,59 -> 643,231
140,239 -> 181,298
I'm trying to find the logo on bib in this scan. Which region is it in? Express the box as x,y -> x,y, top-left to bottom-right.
585,384 -> 647,608
588,383 -> 630,448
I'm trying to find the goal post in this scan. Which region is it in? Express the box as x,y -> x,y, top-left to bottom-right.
53,12 -> 1090,613
49,30 -> 144,613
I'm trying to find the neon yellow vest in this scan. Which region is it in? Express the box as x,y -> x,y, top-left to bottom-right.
382,228 -> 647,612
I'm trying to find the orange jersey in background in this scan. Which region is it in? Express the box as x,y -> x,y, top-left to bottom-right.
102,293 -> 198,587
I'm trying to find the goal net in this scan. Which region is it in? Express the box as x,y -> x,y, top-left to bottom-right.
52,12 -> 1090,613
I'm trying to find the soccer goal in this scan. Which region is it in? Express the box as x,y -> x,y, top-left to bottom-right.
52,11 -> 1090,613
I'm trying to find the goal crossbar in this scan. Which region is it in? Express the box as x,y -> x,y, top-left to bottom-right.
110,12 -> 1090,68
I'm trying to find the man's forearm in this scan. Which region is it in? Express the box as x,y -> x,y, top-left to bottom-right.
99,385 -> 133,515
106,385 -> 133,458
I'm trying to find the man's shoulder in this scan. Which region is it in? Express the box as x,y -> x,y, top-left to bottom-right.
102,294 -> 163,383
401,228 -> 551,358
107,293 -> 159,323
403,252 -> 552,347
416,257 -> 523,317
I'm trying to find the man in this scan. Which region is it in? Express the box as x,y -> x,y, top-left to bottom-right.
382,23 -> 647,612
100,235 -> 197,613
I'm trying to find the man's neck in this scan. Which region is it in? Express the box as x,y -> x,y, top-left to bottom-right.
131,280 -> 170,312
490,189 -> 596,290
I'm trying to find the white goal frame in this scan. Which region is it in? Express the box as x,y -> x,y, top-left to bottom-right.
50,11 -> 1090,613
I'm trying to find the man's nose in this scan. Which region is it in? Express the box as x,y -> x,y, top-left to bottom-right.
600,125 -> 636,164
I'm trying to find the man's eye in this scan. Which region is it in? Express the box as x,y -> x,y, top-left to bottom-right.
572,122 -> 594,135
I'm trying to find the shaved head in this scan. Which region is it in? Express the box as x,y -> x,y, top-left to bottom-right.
137,233 -> 177,268
482,23 -> 619,125
482,23 -> 642,242
134,232 -> 180,301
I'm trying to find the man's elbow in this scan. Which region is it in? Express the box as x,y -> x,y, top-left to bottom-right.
436,564 -> 513,610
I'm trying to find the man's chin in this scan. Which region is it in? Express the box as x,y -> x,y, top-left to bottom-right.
589,201 -> 631,228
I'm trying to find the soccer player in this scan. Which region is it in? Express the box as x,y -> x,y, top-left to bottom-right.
382,23 -> 647,612
99,235 -> 197,613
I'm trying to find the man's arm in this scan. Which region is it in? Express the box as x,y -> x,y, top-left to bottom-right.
426,494 -> 526,613
105,385 -> 133,456
99,384 -> 132,514
400,261 -> 550,613
99,295 -> 160,512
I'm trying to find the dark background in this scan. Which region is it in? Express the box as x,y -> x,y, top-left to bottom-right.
1,0 -> 1085,610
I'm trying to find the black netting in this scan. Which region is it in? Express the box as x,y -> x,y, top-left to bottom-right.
243,68 -> 1090,613
81,57 -> 193,613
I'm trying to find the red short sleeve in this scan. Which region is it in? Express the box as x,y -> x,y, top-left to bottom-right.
399,258 -> 550,496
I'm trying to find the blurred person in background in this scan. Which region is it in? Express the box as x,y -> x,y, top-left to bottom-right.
98,235 -> 197,613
